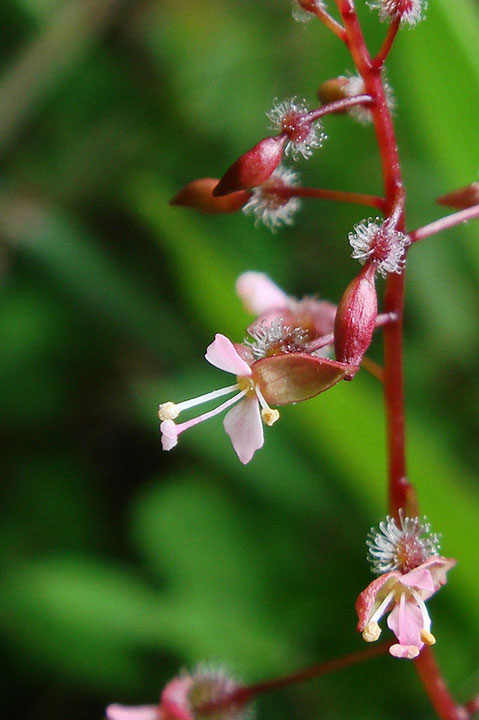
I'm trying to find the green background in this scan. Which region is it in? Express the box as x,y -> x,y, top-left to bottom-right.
1,1 -> 478,718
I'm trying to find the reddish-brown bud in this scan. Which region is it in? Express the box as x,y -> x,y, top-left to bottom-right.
436,182 -> 479,210
334,263 -> 377,370
170,178 -> 250,214
317,78 -> 350,108
213,136 -> 286,196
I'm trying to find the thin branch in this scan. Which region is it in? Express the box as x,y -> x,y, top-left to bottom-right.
273,185 -> 385,210
307,94 -> 373,122
372,18 -> 401,69
409,204 -> 479,244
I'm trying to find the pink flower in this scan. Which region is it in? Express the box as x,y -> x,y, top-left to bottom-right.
236,271 -> 337,355
107,669 -> 240,720
159,330 -> 352,464
356,512 -> 455,659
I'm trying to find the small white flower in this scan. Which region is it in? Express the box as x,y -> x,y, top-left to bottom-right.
349,217 -> 409,276
291,0 -> 326,23
367,510 -> 441,575
367,0 -> 426,26
242,165 -> 301,230
266,97 -> 326,160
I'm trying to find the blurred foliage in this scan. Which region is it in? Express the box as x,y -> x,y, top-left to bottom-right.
1,1 -> 479,719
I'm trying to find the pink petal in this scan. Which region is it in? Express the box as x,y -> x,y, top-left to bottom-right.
400,567 -> 435,593
160,420 -> 178,451
161,677 -> 194,720
387,593 -> 423,649
106,705 -> 160,720
356,572 -> 399,631
389,644 -> 420,660
223,396 -> 263,464
235,272 -> 289,314
205,334 -> 252,376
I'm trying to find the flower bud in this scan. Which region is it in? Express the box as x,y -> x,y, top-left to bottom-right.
317,77 -> 351,108
213,136 -> 286,196
252,353 -> 353,405
170,178 -> 250,214
334,263 -> 377,369
436,182 -> 479,210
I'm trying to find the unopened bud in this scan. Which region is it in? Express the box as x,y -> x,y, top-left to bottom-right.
334,263 -> 377,369
170,178 -> 250,214
213,136 -> 286,196
437,182 -> 479,210
317,77 -> 350,107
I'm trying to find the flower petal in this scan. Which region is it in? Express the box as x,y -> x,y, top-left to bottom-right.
389,643 -> 420,660
106,705 -> 160,720
252,353 -> 354,406
236,272 -> 289,314
400,567 -> 435,593
161,677 -> 194,720
223,396 -> 263,464
387,593 -> 423,650
356,572 -> 400,631
205,334 -> 252,376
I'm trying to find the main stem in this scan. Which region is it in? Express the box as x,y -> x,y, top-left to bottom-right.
334,2 -> 463,719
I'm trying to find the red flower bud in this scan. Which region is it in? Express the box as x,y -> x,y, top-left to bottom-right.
170,178 -> 250,214
334,263 -> 377,370
436,182 -> 479,210
252,353 -> 353,406
213,136 -> 286,196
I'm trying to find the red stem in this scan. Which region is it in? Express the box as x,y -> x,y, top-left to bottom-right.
373,18 -> 401,69
274,185 -> 385,209
409,204 -> 479,243
307,94 -> 372,121
312,4 -> 347,41
198,643 -> 391,714
335,2 -> 464,719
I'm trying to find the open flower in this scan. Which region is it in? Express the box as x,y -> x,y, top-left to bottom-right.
236,271 -> 337,355
107,668 -> 242,720
159,329 -> 352,464
356,511 -> 455,659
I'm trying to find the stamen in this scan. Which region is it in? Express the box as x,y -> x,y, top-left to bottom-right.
158,384 -> 240,421
411,590 -> 432,634
368,589 -> 395,626
164,390 -> 248,444
420,629 -> 436,646
261,408 -> 280,426
362,621 -> 381,643
255,385 -> 281,426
